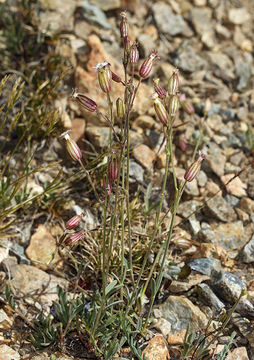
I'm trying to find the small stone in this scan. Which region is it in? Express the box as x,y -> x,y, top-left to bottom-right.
86,126 -> 110,148
215,24 -> 231,39
197,243 -> 228,262
198,283 -> 225,314
221,174 -> 247,197
177,200 -> 202,218
226,347 -> 249,360
156,153 -> 167,169
0,247 -> 9,263
211,269 -> 247,304
211,221 -> 245,251
194,0 -> 206,6
236,208 -> 249,222
0,345 -> 20,360
89,0 -> 120,11
197,170 -> 207,187
175,45 -> 208,72
206,142 -> 226,177
169,274 -> 209,293
188,258 -> 221,276
239,197 -> 254,214
133,144 -> 156,171
207,52 -> 234,81
167,330 -> 186,345
241,234 -> 254,264
26,225 -> 61,270
152,2 -> 186,36
0,309 -> 13,330
80,2 -> 111,29
132,115 -> 156,130
74,20 -> 93,40
205,180 -> 222,196
204,195 -> 237,222
228,8 -> 251,25
138,33 -> 156,58
142,335 -> 169,360
129,160 -> 144,183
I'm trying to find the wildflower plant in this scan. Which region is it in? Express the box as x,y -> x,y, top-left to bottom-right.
29,12 -> 208,358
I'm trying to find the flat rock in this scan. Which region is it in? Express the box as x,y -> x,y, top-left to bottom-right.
226,347 -> 249,360
133,144 -> 156,171
26,225 -> 61,270
241,234 -> 254,264
142,335 -> 169,360
211,269 -> 247,304
8,264 -> 68,306
228,8 -> 251,25
80,1 -> 112,29
129,160 -> 144,183
167,330 -> 186,345
152,2 -> 186,36
188,258 -> 221,276
221,174 -> 247,197
0,345 -> 20,360
211,221 -> 245,251
198,283 -> 225,314
206,142 -> 226,177
175,45 -> 208,72
204,195 -> 237,222
207,52 -> 235,81
86,126 -> 110,148
154,296 -> 208,334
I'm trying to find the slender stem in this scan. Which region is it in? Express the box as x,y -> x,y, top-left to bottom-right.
168,124 -> 178,192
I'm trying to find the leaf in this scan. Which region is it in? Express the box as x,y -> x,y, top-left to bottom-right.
105,280 -> 118,297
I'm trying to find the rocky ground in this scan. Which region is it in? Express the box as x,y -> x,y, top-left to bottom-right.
0,0 -> 254,359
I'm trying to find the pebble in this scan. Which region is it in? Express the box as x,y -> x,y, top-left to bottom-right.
138,33 -> 156,58
89,0 -> 120,11
228,8 -> 251,25
210,268 -> 247,304
133,144 -> 156,171
26,225 -> 61,270
204,195 -> 237,222
0,345 -> 20,360
221,174 -> 247,197
0,309 -> 13,331
206,142 -> 226,177
152,2 -> 186,36
236,62 -> 252,91
197,243 -> 228,262
154,295 -> 208,334
80,1 -> 112,29
177,200 -> 202,218
226,346 -> 250,360
241,234 -> 254,264
86,126 -> 110,148
132,115 -> 156,130
239,197 -> 254,214
175,45 -> 208,72
197,170 -> 207,187
142,335 -> 169,360
188,258 -> 221,276
211,221 -> 245,251
197,283 -> 225,314
236,208 -> 249,223
129,160 -> 144,183
167,329 -> 186,345
207,52 -> 234,81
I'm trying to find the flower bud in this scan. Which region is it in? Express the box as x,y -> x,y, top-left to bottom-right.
112,72 -> 122,83
153,78 -> 167,99
116,98 -> 124,119
184,151 -> 205,182
152,93 -> 169,127
179,94 -> 194,115
95,62 -> 112,93
71,89 -> 97,112
66,214 -> 84,230
168,69 -> 179,96
123,36 -> 131,53
130,42 -> 139,64
61,131 -> 82,161
120,11 -> 128,38
178,133 -> 188,151
65,231 -> 84,246
109,155 -> 119,182
168,95 -> 179,118
139,50 -> 159,78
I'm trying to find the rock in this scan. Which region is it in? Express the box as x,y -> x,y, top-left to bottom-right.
177,200 -> 202,218
169,274 -> 209,293
241,234 -> 254,264
188,258 -> 221,276
211,221 -> 245,251
206,142 -> 226,177
152,2 -> 186,36
210,269 -> 247,304
142,335 -> 169,360
0,345 -> 20,360
207,52 -> 234,81
132,115 -> 156,131
236,208 -> 249,223
204,195 -> 237,222
175,45 -> 208,72
0,247 -> 9,263
236,61 -> 252,91
228,8 -> 251,25
197,243 -> 228,262
74,20 -> 94,40
26,225 -> 61,270
156,153 -> 167,169
198,283 -> 225,314
80,1 -> 112,29
197,170 -> 207,187
89,0 -> 120,11
239,197 -> 254,215
129,160 -> 144,183
205,180 -> 222,196
225,194 -> 240,208
190,8 -> 215,48
71,118 -> 86,147
138,33 -> 156,58
8,264 -> 68,306
215,23 -> 231,39
0,309 -> 13,330
86,126 -> 110,148
38,0 -> 76,35
226,346 -> 249,360
133,144 -> 156,171
194,0 -> 206,6
154,296 -> 208,334
167,329 -> 186,345
197,225 -> 215,243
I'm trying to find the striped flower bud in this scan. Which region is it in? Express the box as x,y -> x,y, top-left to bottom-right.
71,89 -> 97,112
65,214 -> 84,230
65,231 -> 84,246
168,69 -> 179,96
130,42 -> 139,64
95,62 -> 112,93
168,95 -> 179,118
179,94 -> 194,115
116,98 -> 124,119
120,11 -> 128,38
184,151 -> 205,182
109,155 -> 119,182
139,50 -> 159,78
152,93 -> 169,127
61,131 -> 82,161
153,78 -> 167,99
112,72 -> 122,83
